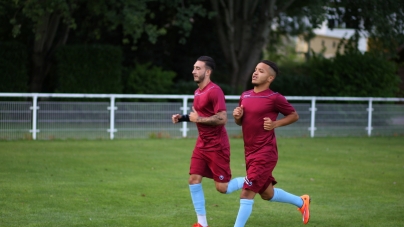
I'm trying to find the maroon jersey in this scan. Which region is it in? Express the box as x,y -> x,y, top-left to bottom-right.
193,82 -> 229,151
239,89 -> 295,159
189,81 -> 231,182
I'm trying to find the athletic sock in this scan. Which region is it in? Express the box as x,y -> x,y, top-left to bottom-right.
269,188 -> 303,207
189,184 -> 208,225
226,177 -> 244,194
234,199 -> 254,227
197,214 -> 208,227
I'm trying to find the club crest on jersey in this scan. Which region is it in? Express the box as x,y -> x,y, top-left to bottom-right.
244,176 -> 253,186
219,175 -> 224,180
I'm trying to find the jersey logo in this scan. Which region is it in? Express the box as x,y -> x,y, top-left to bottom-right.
219,175 -> 224,180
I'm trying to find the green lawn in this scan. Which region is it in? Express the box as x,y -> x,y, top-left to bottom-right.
0,137 -> 403,227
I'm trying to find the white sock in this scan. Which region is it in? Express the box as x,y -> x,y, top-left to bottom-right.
197,214 -> 208,227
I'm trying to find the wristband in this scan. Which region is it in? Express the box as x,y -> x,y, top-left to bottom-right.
178,114 -> 190,122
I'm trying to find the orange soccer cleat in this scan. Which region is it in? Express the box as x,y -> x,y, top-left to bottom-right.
297,194 -> 311,224
192,223 -> 208,227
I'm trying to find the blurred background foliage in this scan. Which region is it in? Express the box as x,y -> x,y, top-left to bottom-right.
0,0 -> 403,97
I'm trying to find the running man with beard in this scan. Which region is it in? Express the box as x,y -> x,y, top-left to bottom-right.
232,60 -> 310,227
172,56 -> 244,227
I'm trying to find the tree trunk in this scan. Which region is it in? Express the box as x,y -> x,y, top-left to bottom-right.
30,12 -> 69,93
211,0 -> 296,94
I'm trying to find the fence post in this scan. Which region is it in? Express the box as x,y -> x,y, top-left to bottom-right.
181,96 -> 189,137
29,94 -> 39,140
108,96 -> 117,140
309,97 -> 317,138
366,98 -> 373,137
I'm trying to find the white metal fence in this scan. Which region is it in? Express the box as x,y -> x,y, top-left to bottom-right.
1,93 -> 403,140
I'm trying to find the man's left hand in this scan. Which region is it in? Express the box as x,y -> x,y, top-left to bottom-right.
263,117 -> 276,131
189,106 -> 199,122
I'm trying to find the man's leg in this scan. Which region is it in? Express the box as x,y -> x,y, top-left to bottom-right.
234,189 -> 256,227
189,175 -> 208,227
214,177 -> 244,194
269,188 -> 304,207
226,177 -> 245,194
261,184 -> 310,224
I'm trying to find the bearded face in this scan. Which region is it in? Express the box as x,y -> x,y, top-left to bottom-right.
193,61 -> 209,84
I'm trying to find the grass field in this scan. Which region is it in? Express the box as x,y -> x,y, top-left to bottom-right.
0,137 -> 403,227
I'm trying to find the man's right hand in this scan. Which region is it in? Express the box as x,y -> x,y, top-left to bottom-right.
172,114 -> 181,124
233,105 -> 244,120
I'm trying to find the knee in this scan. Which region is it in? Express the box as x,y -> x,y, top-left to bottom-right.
188,175 -> 202,185
240,189 -> 256,200
215,184 -> 228,194
260,194 -> 273,201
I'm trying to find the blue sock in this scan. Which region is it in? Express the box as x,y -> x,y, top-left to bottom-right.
234,199 -> 254,227
226,177 -> 244,194
189,183 -> 206,215
269,188 -> 303,207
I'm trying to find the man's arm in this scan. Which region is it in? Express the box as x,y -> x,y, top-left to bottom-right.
233,105 -> 244,126
234,118 -> 242,126
263,111 -> 299,131
190,109 -> 227,125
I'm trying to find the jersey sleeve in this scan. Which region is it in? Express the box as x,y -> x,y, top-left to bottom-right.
209,87 -> 227,113
238,91 -> 245,106
275,94 -> 295,116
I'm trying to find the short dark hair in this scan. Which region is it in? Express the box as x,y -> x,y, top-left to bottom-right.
260,60 -> 278,76
197,56 -> 216,70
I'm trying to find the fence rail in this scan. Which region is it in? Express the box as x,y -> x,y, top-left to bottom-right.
1,93 -> 403,140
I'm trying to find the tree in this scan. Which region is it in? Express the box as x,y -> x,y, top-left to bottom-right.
209,0 -> 327,93
308,51 -> 400,97
328,0 -> 404,59
2,0 -> 206,92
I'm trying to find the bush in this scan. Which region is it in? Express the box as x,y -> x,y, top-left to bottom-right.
307,52 -> 400,97
124,62 -> 176,94
171,80 -> 197,95
0,42 -> 28,92
171,80 -> 232,95
56,45 -> 123,93
271,62 -> 317,96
